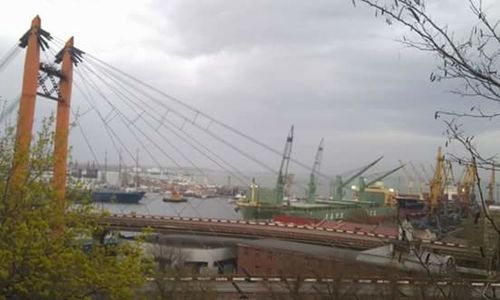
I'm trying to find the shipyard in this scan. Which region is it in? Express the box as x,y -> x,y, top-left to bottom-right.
1,1 -> 500,299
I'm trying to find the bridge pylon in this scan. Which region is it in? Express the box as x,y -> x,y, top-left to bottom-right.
11,16 -> 41,194
53,37 -> 74,215
11,16 -> 75,231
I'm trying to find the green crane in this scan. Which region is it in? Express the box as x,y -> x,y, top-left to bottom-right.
306,138 -> 324,203
330,156 -> 383,201
275,126 -> 294,206
358,164 -> 405,193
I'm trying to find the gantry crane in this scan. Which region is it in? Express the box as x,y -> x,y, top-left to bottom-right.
275,126 -> 294,206
306,138 -> 324,204
429,147 -> 446,216
330,156 -> 383,201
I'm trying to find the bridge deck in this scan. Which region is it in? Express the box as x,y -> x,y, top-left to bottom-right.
103,214 -> 481,261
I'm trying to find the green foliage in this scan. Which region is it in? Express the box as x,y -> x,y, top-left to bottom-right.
0,118 -> 150,299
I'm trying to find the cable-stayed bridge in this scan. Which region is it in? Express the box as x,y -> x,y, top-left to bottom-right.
1,17 -> 494,292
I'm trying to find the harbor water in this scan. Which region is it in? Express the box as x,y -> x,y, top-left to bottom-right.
95,193 -> 243,220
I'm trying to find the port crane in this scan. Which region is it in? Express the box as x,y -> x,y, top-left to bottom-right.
306,138 -> 324,204
330,156 -> 383,201
358,165 -> 405,194
275,126 -> 294,206
457,164 -> 477,215
429,147 -> 445,216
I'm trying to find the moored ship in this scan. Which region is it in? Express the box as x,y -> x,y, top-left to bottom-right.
236,127 -> 403,221
92,187 -> 145,204
237,186 -> 397,221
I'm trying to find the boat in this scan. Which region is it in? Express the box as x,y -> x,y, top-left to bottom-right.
162,190 -> 187,203
236,128 -> 406,222
237,197 -> 396,221
91,151 -> 145,204
92,186 -> 145,204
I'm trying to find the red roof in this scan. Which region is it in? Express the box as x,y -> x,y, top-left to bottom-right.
273,216 -> 433,240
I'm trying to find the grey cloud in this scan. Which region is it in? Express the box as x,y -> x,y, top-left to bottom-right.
1,0 -> 497,176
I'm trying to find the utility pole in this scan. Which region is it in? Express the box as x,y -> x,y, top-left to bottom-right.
11,16 -> 41,193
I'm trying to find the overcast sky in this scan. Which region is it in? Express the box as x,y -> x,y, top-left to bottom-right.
0,0 -> 499,180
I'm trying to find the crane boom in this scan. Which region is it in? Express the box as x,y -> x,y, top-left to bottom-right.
307,138 -> 324,203
361,164 -> 405,190
275,126 -> 294,206
331,156 -> 383,201
344,156 -> 384,187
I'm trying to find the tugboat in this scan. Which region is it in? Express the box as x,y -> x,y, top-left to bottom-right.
162,190 -> 187,203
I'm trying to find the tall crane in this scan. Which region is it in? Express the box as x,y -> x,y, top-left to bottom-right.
275,126 -> 294,206
446,160 -> 455,184
306,138 -> 324,203
330,156 -> 384,201
429,147 -> 445,216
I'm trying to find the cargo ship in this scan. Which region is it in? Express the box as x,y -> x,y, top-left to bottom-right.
236,127 -> 405,221
92,187 -> 145,204
90,151 -> 146,204
237,181 -> 397,221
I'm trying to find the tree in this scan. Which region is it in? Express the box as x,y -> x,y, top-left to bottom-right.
146,243 -> 216,300
351,0 -> 500,161
352,0 -> 500,275
0,116 -> 149,299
